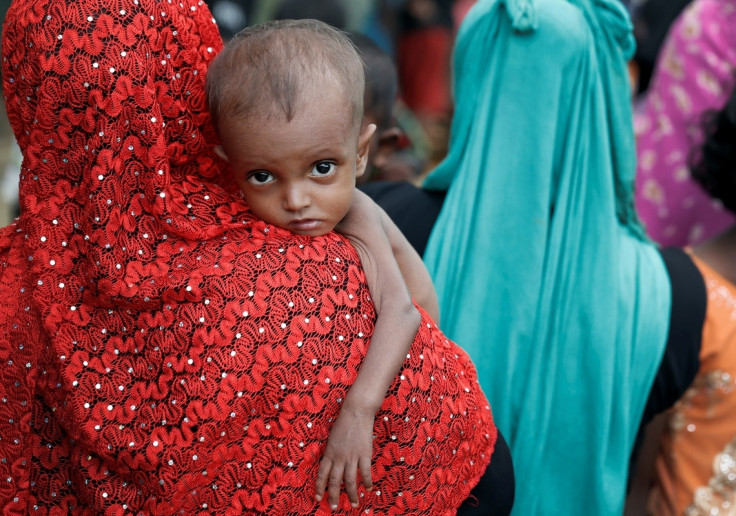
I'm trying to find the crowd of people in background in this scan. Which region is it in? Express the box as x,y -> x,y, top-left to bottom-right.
0,0 -> 734,514
0,0 -> 716,218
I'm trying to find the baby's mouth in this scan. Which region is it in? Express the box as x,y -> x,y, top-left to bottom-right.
288,219 -> 323,232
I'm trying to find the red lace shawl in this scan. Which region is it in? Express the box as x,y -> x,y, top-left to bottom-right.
0,0 -> 496,513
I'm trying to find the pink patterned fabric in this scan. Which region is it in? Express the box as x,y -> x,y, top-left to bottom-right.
635,0 -> 736,247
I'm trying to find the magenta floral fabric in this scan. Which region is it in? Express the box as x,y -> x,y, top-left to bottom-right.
635,0 -> 736,247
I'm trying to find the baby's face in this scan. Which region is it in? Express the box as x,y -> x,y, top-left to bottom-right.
217,83 -> 373,236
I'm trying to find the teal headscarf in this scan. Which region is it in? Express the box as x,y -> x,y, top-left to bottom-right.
422,0 -> 671,514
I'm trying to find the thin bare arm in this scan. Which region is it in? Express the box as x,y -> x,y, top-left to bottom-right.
315,190 -> 421,510
374,198 -> 440,323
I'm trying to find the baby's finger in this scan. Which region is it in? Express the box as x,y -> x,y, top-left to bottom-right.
344,463 -> 359,508
327,463 -> 345,511
358,456 -> 373,492
315,458 -> 332,502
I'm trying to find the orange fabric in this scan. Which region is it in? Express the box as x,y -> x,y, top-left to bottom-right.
649,255 -> 736,515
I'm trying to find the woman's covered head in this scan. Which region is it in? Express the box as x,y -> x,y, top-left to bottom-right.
1,0 -> 249,310
1,0 -> 246,240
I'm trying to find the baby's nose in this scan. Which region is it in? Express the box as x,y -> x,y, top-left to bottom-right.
283,185 -> 310,211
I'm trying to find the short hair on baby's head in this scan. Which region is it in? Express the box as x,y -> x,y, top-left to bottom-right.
207,19 -> 365,132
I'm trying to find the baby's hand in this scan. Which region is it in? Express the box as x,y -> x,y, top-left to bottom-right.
315,406 -> 374,511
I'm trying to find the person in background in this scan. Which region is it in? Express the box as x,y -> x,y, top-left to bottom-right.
396,0 -> 455,168
365,0 -> 708,513
642,83 -> 736,516
629,0 -> 692,95
348,32 -> 426,184
634,0 -> 736,247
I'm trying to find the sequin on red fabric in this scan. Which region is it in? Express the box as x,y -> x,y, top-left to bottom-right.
0,0 -> 496,514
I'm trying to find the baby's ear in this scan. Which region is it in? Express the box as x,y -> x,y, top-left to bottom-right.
356,123 -> 377,178
213,145 -> 229,162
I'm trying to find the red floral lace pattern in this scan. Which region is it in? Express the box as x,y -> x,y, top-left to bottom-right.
0,0 -> 496,514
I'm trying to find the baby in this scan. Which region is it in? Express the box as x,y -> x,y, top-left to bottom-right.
206,19 -> 439,511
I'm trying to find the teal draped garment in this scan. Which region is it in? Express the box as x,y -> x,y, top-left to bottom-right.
422,0 -> 672,513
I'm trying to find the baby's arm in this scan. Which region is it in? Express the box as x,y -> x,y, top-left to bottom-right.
315,190 -> 423,510
342,190 -> 439,321
376,201 -> 440,323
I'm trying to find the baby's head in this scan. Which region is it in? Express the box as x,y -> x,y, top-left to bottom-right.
207,19 -> 375,236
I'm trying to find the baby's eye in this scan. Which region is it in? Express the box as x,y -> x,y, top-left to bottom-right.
247,171 -> 274,185
310,162 -> 336,177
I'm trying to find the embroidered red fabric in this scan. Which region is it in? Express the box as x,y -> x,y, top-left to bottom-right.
0,0 -> 497,514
